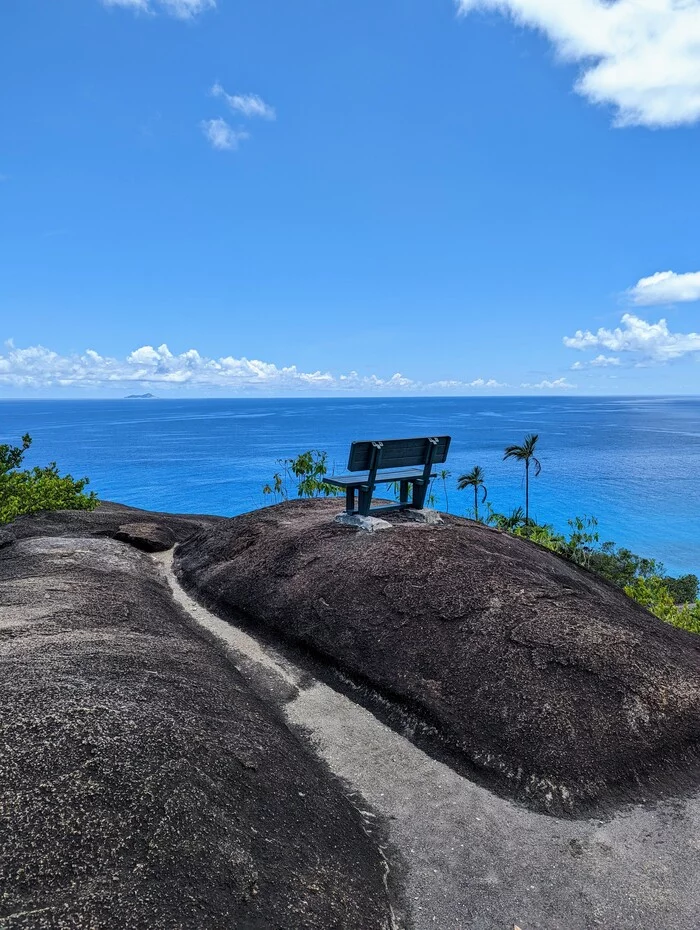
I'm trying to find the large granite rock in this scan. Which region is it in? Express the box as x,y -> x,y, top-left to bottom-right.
0,532 -> 393,928
9,500 -> 223,545
114,521 -> 176,552
176,498 -> 700,816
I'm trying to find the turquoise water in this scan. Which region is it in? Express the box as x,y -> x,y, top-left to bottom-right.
1,396 -> 698,576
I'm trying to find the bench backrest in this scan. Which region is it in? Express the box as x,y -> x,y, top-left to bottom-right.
347,436 -> 451,472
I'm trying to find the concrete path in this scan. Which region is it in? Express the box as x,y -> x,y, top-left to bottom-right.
156,550 -> 700,930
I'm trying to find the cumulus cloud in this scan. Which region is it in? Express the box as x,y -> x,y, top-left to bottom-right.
475,378 -> 505,387
0,341 -> 508,394
564,312 -> 700,363
520,377 -> 576,390
571,354 -> 621,370
211,83 -> 276,120
628,270 -> 700,305
456,0 -> 700,128
102,0 -> 215,18
201,118 -> 249,151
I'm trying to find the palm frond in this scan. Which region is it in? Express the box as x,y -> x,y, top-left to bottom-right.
457,465 -> 484,490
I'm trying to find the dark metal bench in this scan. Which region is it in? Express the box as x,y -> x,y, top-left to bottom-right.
325,436 -> 451,517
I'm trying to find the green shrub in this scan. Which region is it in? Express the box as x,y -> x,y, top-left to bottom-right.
588,543 -> 662,588
0,434 -> 98,525
263,450 -> 341,502
624,576 -> 700,635
662,573 -> 699,604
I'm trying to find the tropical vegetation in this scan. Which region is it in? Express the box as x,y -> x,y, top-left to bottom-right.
0,434 -> 98,525
457,466 -> 487,521
503,433 -> 541,524
262,450 -> 341,501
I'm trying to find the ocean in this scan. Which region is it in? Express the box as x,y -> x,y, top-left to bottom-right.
1,396 -> 698,576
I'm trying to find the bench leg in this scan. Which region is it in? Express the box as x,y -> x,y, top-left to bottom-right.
358,486 -> 372,516
412,480 -> 426,509
400,480 -> 410,505
346,487 -> 356,514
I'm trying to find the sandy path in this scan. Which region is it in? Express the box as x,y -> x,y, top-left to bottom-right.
155,549 -> 700,930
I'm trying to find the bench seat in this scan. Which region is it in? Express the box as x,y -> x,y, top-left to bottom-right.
324,467 -> 429,488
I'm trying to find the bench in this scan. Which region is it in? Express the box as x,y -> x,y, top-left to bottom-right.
325,436 -> 451,517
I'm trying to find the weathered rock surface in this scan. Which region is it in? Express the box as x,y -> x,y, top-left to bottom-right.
0,527 -> 15,550
114,521 -> 176,552
0,531 -> 393,928
10,500 -> 222,545
176,498 -> 700,815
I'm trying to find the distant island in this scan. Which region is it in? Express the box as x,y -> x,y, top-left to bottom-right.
125,393 -> 156,399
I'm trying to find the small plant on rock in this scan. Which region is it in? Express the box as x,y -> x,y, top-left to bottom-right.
263,450 -> 341,502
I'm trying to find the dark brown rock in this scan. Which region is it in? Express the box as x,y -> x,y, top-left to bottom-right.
9,500 -> 224,545
114,521 -> 176,552
176,498 -> 700,816
0,532 -> 393,928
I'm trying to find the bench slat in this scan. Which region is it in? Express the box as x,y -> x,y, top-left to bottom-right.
347,436 -> 450,471
325,467 -> 426,488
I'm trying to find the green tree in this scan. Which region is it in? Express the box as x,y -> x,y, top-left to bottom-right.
662,573 -> 699,604
437,469 -> 452,513
262,450 -> 340,502
587,543 -> 662,588
503,433 -> 541,525
457,465 -> 488,521
0,434 -> 98,524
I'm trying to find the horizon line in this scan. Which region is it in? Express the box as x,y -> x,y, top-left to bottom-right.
1,393 -> 700,402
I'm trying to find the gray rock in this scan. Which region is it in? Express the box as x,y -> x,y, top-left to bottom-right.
9,500 -> 225,544
114,521 -> 176,552
404,507 -> 443,524
0,526 -> 15,549
334,512 -> 393,532
0,533 -> 393,928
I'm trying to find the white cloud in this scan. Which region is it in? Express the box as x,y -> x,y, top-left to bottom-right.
102,0 -> 149,9
456,0 -> 700,128
0,341 -> 509,394
211,83 -> 276,120
102,0 -> 215,18
201,118 -> 249,151
520,377 -> 576,390
159,0 -> 214,15
429,377 -> 509,388
571,354 -> 621,370
564,312 -> 700,362
628,270 -> 700,305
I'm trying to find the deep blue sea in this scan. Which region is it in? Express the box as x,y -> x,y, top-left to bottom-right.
1,396 -> 698,576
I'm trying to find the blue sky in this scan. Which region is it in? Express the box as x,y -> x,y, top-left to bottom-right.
2,0 -> 699,396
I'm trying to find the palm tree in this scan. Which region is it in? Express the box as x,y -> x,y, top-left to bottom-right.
503,433 -> 541,525
457,465 -> 488,521
438,469 -> 452,512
